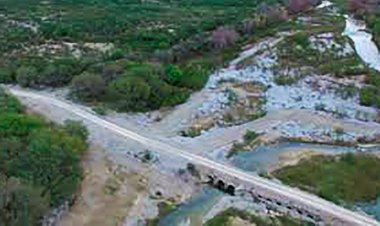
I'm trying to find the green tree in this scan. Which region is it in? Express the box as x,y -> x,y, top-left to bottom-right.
0,68 -> 14,84
13,128 -> 86,206
165,64 -> 183,85
70,72 -> 106,100
63,120 -> 89,142
106,76 -> 151,112
15,66 -> 39,88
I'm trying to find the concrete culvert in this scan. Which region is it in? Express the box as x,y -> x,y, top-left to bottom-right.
226,184 -> 236,196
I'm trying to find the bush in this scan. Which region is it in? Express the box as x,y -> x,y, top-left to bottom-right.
39,63 -> 75,87
360,86 -> 380,107
0,68 -> 14,84
292,32 -> 310,48
101,63 -> 124,83
106,76 -> 151,112
243,130 -> 259,144
274,75 -> 298,86
165,64 -> 183,85
63,120 -> 89,142
16,66 -> 39,88
71,72 -> 106,100
0,89 -> 24,113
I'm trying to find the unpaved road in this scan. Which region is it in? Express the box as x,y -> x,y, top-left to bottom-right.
9,88 -> 379,226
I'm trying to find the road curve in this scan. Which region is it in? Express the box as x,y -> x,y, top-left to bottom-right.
9,88 -> 379,226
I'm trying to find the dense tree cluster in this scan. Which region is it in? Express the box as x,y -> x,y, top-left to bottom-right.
70,62 -> 195,112
0,89 -> 88,226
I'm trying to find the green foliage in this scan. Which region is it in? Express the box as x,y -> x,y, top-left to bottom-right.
165,64 -> 183,85
107,76 -> 152,112
0,89 -> 88,222
0,89 -> 24,113
0,68 -> 14,84
360,71 -> 380,108
292,32 -> 310,48
274,75 -> 298,86
243,130 -> 259,144
273,154 -> 380,203
63,120 -> 89,142
103,63 -> 190,112
360,86 -> 380,107
16,66 -> 39,88
205,208 -> 307,226
336,84 -> 358,99
71,72 -> 106,101
39,60 -> 78,87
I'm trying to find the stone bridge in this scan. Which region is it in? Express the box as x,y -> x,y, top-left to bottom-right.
197,165 -> 344,225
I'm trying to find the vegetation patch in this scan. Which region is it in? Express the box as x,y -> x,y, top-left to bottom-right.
227,130 -> 261,158
273,153 -> 380,204
0,88 -> 88,225
205,208 -> 310,226
360,70 -> 380,108
146,200 -> 177,226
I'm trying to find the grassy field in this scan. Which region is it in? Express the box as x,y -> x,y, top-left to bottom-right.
273,153 -> 380,204
205,208 -> 311,226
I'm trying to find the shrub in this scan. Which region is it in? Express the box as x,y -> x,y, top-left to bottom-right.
106,76 -> 151,112
71,72 -> 106,100
63,120 -> 89,142
101,63 -> 124,83
16,66 -> 39,88
293,32 -> 310,48
243,130 -> 259,144
0,88 -> 24,113
360,86 -> 380,107
39,63 -> 75,87
274,75 -> 298,86
0,68 -> 14,84
165,64 -> 183,85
